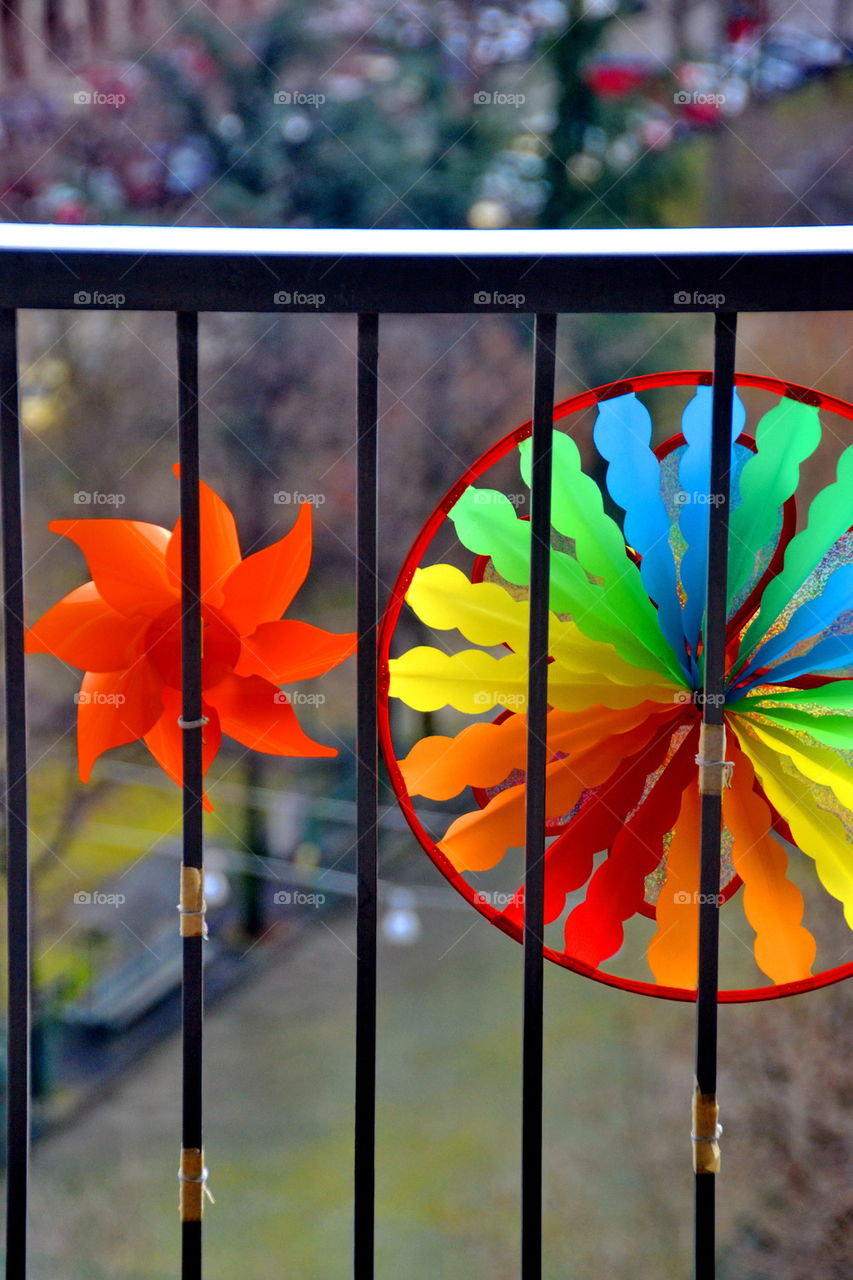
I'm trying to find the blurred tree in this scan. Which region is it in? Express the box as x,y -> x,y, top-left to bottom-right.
143,11 -> 489,229
540,0 -> 687,230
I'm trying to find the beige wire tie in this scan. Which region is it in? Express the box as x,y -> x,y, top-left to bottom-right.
695,722 -> 734,795
178,866 -> 208,939
692,1084 -> 722,1175
178,1147 -> 215,1221
177,715 -> 210,730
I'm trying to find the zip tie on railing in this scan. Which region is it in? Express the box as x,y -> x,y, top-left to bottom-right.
692,1083 -> 722,1174
178,1147 -> 215,1220
178,866 -> 208,939
177,714 -> 209,730
695,722 -> 734,795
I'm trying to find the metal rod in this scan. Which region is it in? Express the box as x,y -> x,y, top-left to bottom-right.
354,313 -> 379,1280
522,313 -> 557,1280
1,308 -> 29,1280
694,312 -> 738,1280
177,311 -> 204,1280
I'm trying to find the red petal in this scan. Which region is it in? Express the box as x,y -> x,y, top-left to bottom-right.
77,662 -> 165,781
143,687 -> 221,811
50,519 -> 174,618
166,469 -> 242,607
26,582 -> 147,672
220,502 -> 312,636
235,620 -> 356,683
502,707 -> 682,931
206,673 -> 337,758
564,723 -> 701,967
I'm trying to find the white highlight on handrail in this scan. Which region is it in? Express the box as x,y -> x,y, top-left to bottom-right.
0,223 -> 850,257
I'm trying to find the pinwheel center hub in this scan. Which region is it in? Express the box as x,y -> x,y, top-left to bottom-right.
144,602 -> 241,691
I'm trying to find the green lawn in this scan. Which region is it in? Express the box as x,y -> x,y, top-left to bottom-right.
22,891 -> 717,1279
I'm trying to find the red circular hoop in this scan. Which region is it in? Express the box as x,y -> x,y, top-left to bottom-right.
378,371 -> 853,1003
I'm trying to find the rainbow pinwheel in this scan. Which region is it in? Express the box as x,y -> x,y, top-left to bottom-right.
379,373 -> 853,1000
27,470 -> 355,805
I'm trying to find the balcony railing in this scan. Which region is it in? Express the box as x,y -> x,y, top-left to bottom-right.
1,222 -> 851,1280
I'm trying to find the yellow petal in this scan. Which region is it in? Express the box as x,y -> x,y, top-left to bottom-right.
733,718 -> 853,929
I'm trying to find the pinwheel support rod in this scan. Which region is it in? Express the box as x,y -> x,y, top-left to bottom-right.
177,312 -> 205,1280
1,308 -> 29,1280
522,313 -> 558,1280
694,313 -> 738,1280
354,313 -> 380,1280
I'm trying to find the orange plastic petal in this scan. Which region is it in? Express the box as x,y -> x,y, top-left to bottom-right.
51,519 -> 174,619
646,778 -> 702,988
77,662 -> 165,782
166,468 -> 242,607
206,673 -> 337,757
235,619 -> 356,684
220,502 -> 313,637
500,712 -> 683,931
565,724 -> 700,968
400,714 -> 532,801
400,703 -> 653,802
143,687 -> 221,811
26,582 -> 147,672
440,704 -> 680,873
724,735 -> 816,984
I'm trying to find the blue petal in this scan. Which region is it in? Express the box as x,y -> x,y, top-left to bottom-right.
677,385 -> 746,665
593,392 -> 690,678
740,562 -> 853,689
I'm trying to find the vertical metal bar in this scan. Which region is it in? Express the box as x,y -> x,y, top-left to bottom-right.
522,313 -> 557,1280
694,312 -> 738,1280
1,308 -> 29,1280
354,313 -> 379,1280
177,311 -> 204,1280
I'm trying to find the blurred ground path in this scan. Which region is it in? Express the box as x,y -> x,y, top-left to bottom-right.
22,890 -> 705,1280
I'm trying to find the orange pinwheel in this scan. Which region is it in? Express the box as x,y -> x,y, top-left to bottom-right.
27,470 -> 355,801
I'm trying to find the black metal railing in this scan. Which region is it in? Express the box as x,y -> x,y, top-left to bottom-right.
0,223 -> 851,1280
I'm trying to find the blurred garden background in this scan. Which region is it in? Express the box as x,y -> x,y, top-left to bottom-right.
0,0 -> 852,1276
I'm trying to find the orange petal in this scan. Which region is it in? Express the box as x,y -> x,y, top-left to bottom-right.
235,620 -> 356,684
439,704 -> 678,872
26,582 -> 147,672
206,673 -> 337,758
646,780 -> 702,988
167,469 -> 242,607
51,519 -> 174,619
724,735 -> 816,985
143,687 -> 221,810
77,662 -> 164,782
220,502 -> 312,636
